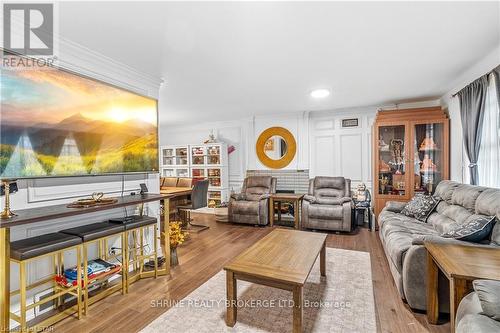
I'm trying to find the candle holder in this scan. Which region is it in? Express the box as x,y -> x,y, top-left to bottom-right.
1,180 -> 17,219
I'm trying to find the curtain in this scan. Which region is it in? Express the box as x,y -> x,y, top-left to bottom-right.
458,75 -> 489,185
478,74 -> 500,188
493,65 -> 500,110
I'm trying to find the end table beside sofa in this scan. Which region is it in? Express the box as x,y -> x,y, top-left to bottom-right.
378,180 -> 500,332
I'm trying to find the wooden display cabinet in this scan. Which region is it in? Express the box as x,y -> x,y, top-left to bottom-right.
372,107 -> 449,216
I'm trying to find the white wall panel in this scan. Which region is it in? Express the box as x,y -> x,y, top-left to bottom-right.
339,134 -> 363,181
313,136 -> 335,176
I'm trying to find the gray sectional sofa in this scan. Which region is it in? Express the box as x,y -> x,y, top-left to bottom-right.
378,180 -> 500,311
456,280 -> 500,333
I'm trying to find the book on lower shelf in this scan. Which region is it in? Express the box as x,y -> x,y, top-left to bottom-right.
55,259 -> 121,288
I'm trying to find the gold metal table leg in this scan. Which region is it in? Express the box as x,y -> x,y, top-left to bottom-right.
0,228 -> 10,332
163,198 -> 170,276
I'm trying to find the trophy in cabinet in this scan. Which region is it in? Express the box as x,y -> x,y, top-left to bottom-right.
390,139 -> 404,174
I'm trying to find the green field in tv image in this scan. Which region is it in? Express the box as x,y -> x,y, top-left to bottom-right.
0,65 -> 158,178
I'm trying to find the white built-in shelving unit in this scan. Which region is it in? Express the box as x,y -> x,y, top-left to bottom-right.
160,143 -> 229,207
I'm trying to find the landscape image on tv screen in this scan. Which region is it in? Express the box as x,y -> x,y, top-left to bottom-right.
0,62 -> 158,179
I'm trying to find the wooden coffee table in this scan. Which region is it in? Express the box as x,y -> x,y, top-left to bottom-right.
224,229 -> 327,333
425,242 -> 500,332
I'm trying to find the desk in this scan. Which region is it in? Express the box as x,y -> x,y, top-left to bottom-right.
0,194 -> 171,332
160,187 -> 193,196
269,194 -> 305,229
425,242 -> 500,332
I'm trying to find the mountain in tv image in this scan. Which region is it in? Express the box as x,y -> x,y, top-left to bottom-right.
0,113 -> 158,178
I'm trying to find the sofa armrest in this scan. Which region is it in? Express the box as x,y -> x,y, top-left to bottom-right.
412,235 -> 497,249
402,245 -> 450,312
231,193 -> 246,201
384,201 -> 407,213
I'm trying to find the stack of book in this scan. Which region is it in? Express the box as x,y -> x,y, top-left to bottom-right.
55,259 -> 121,288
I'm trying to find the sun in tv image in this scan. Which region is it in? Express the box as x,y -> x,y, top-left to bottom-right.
0,64 -> 158,178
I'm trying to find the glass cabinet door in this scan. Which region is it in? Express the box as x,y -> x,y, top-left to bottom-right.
162,148 -> 174,166
176,147 -> 188,165
412,122 -> 445,195
207,145 -> 221,165
191,146 -> 205,165
162,168 -> 175,177
191,168 -> 206,181
377,124 -> 408,196
207,168 -> 221,187
176,168 -> 189,178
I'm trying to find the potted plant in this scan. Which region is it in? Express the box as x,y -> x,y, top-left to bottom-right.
169,221 -> 188,266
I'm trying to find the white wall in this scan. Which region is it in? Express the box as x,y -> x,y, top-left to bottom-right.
160,101 -> 442,192
1,40 -> 163,327
440,45 -> 500,183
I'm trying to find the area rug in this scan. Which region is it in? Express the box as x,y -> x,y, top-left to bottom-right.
141,248 -> 376,333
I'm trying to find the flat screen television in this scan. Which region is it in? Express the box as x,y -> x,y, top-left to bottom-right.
0,57 -> 159,179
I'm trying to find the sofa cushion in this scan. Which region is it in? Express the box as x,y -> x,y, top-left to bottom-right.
313,176 -> 345,198
246,176 -> 272,189
401,194 -> 440,222
441,215 -> 496,243
473,280 -> 500,321
308,204 -> 343,220
231,201 -> 259,215
451,184 -> 488,213
434,200 -> 474,225
434,180 -> 460,203
381,219 -> 437,272
427,209 -> 458,234
475,188 -> 500,219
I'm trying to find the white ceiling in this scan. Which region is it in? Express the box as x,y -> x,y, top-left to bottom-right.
59,1 -> 500,126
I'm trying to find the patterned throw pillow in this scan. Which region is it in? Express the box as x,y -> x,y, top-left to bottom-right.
400,194 -> 440,222
441,215 -> 496,243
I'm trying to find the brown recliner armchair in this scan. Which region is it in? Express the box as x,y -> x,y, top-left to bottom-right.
301,176 -> 353,232
228,176 -> 277,226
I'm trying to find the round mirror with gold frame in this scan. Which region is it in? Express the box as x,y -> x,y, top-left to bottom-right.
256,127 -> 297,169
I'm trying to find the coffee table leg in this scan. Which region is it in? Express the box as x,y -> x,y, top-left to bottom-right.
427,251 -> 439,324
226,270 -> 237,327
293,285 -> 303,333
320,241 -> 326,277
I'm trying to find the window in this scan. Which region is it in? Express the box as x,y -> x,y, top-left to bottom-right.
478,73 -> 500,187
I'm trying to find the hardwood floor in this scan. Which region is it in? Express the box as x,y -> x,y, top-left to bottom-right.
53,214 -> 450,333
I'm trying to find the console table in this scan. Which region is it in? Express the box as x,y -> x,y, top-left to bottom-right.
0,193 -> 172,332
425,242 -> 500,332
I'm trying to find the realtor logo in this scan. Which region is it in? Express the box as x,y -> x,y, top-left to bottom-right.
3,3 -> 54,55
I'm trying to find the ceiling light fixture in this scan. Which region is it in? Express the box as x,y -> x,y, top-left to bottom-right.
310,88 -> 330,98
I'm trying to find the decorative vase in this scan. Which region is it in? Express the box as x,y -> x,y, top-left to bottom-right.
170,247 -> 179,267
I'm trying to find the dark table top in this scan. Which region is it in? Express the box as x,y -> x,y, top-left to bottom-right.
0,193 -> 170,228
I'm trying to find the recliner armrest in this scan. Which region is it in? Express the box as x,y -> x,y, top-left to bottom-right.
303,195 -> 316,203
315,197 -> 352,205
259,194 -> 271,201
